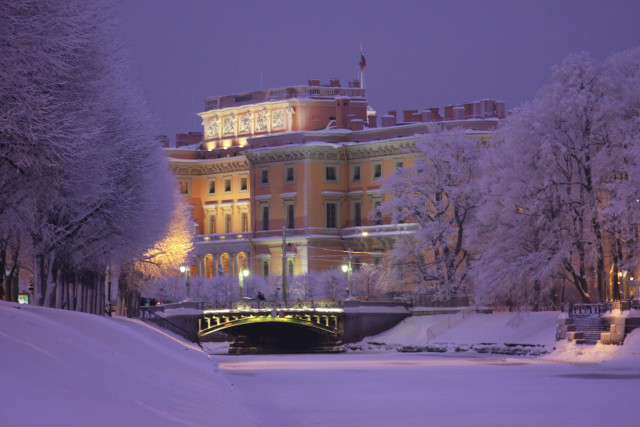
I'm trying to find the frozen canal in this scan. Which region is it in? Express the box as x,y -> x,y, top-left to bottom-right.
214,351 -> 640,427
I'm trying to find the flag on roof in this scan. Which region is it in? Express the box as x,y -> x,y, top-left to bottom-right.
359,49 -> 366,70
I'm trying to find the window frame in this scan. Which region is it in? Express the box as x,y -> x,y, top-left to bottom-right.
285,166 -> 294,184
352,165 -> 361,182
324,165 -> 338,183
239,175 -> 248,192
372,162 -> 383,180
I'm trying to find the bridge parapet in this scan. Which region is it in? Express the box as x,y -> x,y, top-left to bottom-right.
199,307 -> 344,338
201,299 -> 342,311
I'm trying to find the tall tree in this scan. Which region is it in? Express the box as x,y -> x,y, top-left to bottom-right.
471,48 -> 640,307
0,0 -> 180,313
379,127 -> 480,301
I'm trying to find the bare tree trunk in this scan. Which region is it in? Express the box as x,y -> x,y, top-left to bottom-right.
592,218 -> 606,302
44,253 -> 57,307
33,253 -> 46,306
55,268 -> 64,309
76,279 -> 85,312
611,240 -> 621,301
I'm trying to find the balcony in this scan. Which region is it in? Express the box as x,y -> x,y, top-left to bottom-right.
341,223 -> 419,238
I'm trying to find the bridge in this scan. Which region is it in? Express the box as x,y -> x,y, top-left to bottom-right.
140,300 -> 410,354
200,304 -> 344,353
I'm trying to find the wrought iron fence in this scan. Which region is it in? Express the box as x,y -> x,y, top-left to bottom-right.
562,300 -> 640,317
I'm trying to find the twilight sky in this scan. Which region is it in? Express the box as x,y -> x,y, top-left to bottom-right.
117,0 -> 640,142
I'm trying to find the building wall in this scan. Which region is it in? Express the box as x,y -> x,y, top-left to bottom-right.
167,82 -> 501,284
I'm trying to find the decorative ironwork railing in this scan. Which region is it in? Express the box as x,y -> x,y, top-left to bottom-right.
563,300 -> 640,317
200,299 -> 342,311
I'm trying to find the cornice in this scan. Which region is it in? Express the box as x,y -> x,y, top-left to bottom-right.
245,144 -> 346,165
169,157 -> 249,176
345,138 -> 417,160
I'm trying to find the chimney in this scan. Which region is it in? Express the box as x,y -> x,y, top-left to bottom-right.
381,114 -> 396,127
308,79 -> 320,86
349,80 -> 361,88
421,109 -> 432,122
428,107 -> 442,121
368,114 -> 378,128
347,114 -> 357,129
335,97 -> 351,129
443,105 -> 452,121
351,119 -> 364,131
403,109 -> 418,122
480,99 -> 496,118
330,78 -> 341,87
496,101 -> 506,119
453,105 -> 465,120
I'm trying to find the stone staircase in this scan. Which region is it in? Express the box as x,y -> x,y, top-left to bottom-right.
570,315 -> 608,344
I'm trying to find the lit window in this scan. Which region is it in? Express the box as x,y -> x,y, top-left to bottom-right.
178,181 -> 189,195
287,258 -> 294,276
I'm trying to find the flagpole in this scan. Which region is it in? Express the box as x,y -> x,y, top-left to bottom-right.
359,43 -> 365,89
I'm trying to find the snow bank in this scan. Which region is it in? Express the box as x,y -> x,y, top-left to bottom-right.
545,328 -> 640,366
0,301 -> 256,427
357,311 -> 560,355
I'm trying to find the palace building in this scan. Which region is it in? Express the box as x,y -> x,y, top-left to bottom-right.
165,78 -> 504,286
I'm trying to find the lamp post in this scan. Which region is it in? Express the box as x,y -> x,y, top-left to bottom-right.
180,265 -> 191,301
239,268 -> 249,298
342,249 -> 353,300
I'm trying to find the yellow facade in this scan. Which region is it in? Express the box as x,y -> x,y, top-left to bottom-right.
166,79 -> 501,283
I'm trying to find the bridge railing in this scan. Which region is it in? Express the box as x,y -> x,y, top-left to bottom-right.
139,306 -> 199,343
200,299 -> 342,311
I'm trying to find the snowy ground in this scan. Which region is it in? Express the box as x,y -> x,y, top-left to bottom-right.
2,301 -> 640,426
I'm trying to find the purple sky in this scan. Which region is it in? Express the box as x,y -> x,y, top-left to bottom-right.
117,0 -> 640,141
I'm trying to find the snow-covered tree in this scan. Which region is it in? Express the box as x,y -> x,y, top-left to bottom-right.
117,196 -> 195,316
0,0 -> 179,315
472,48 -> 640,306
379,127 -> 480,301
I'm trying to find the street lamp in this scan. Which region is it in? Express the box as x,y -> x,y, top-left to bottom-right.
342,249 -> 353,300
180,265 -> 191,301
239,268 -> 249,298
